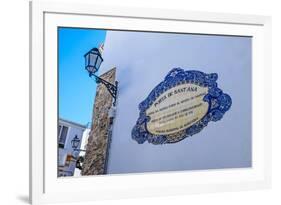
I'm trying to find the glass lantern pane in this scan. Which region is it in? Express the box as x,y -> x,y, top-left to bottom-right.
89,53 -> 97,67
86,66 -> 91,73
88,66 -> 96,73
96,56 -> 102,70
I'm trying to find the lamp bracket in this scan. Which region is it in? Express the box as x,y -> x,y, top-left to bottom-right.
91,74 -> 118,106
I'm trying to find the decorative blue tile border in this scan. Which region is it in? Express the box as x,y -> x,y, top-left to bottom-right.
131,68 -> 232,145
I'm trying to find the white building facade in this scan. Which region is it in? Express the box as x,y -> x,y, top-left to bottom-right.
74,128 -> 91,176
58,118 -> 87,177
100,31 -> 252,174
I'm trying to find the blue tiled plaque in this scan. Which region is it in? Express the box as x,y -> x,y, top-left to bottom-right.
132,68 -> 232,145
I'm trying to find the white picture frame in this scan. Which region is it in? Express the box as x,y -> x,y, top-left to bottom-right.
30,1 -> 272,204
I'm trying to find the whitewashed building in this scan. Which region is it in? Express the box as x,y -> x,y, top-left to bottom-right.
58,118 -> 87,177
74,128 -> 91,177
99,31 -> 252,173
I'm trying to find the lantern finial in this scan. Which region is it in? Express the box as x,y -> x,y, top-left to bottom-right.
98,43 -> 104,55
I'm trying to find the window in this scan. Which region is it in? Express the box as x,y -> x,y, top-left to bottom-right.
58,125 -> 68,148
58,125 -> 62,137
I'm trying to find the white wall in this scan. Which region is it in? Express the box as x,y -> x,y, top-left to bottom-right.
58,120 -> 85,176
101,31 -> 252,174
60,121 -> 85,157
74,128 -> 90,176
0,0 -> 279,205
80,128 -> 91,151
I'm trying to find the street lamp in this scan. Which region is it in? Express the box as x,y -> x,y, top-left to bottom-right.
71,135 -> 86,152
71,135 -> 86,170
84,47 -> 118,106
84,48 -> 103,75
71,135 -> 80,150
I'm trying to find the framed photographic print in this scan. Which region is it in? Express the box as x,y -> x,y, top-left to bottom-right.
30,1 -> 271,204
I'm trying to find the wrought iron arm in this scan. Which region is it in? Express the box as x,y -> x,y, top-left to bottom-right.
91,74 -> 118,106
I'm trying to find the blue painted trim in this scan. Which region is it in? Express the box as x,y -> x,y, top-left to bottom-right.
131,68 -> 232,145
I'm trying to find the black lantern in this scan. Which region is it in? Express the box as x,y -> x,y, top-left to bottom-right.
71,135 -> 80,149
84,48 -> 103,76
84,47 -> 118,106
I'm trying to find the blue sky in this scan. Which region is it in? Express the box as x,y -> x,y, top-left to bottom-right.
59,27 -> 106,125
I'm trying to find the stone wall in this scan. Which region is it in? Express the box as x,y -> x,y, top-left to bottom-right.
81,68 -> 116,175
